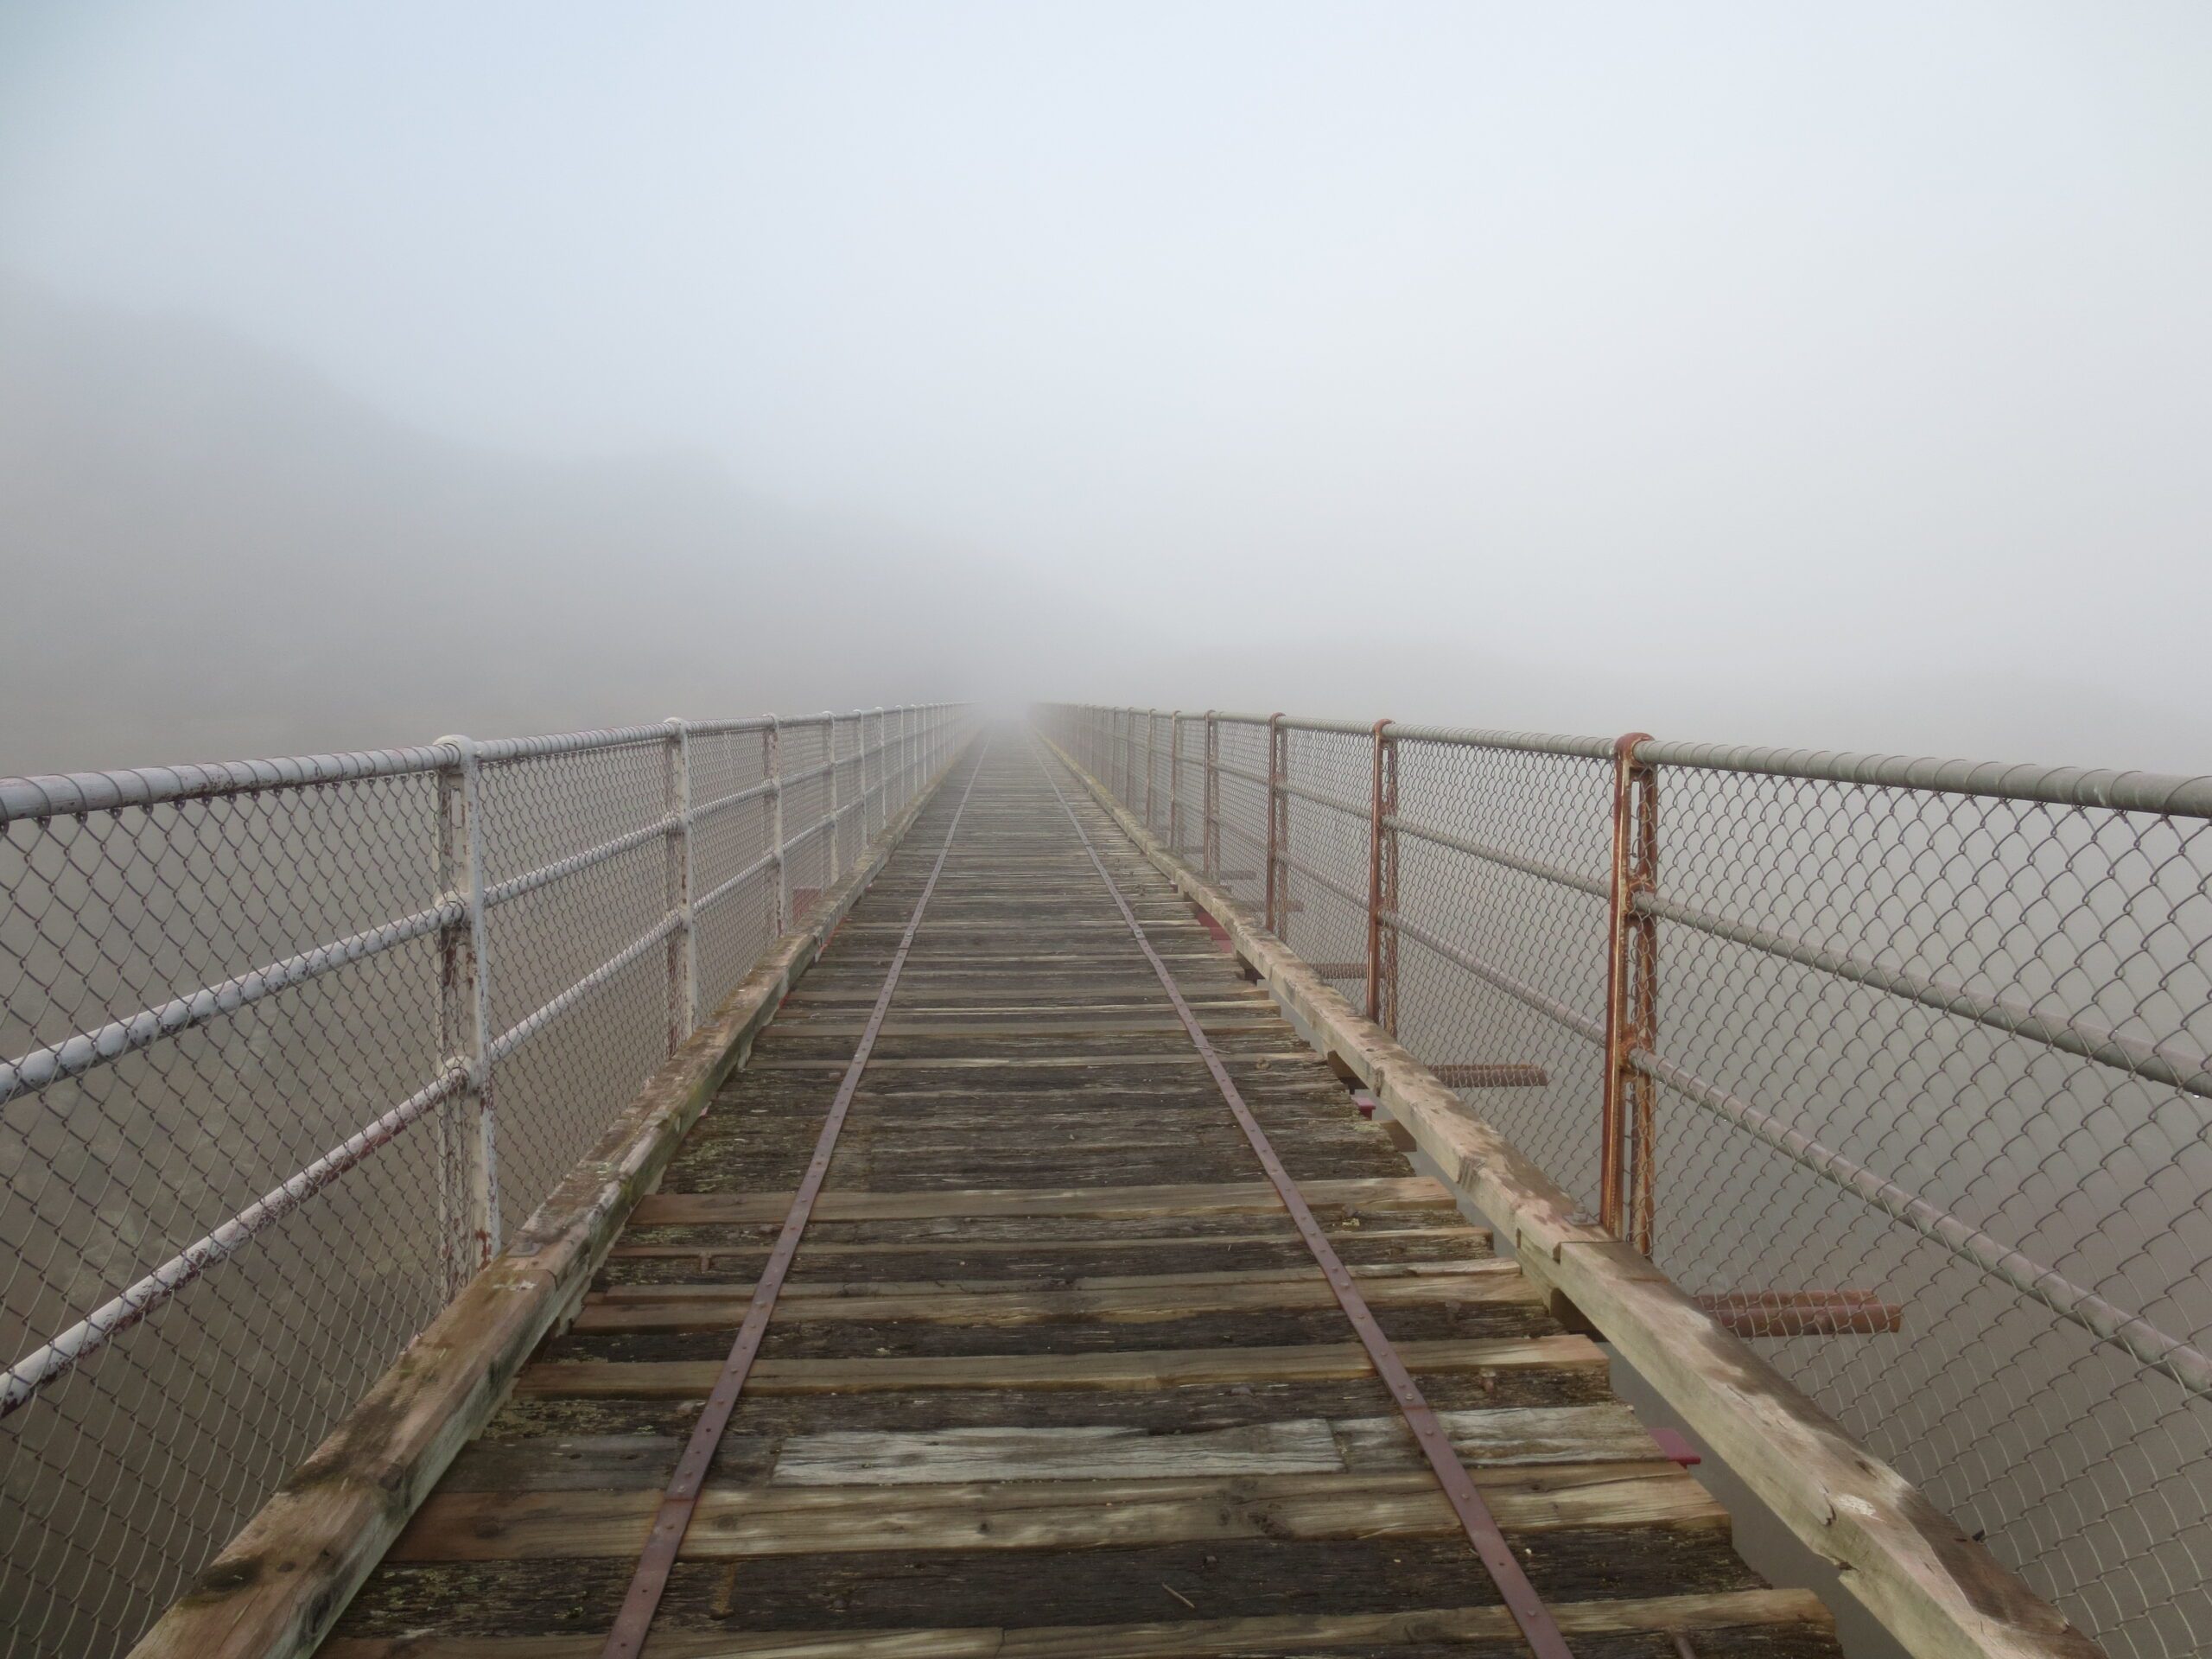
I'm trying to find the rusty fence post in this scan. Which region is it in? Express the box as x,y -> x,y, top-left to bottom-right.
1600,732 -> 1659,1254
1379,730 -> 1400,1035
1264,713 -> 1287,935
1365,719 -> 1398,1028
1203,712 -> 1220,880
1167,711 -> 1183,853
433,734 -> 499,1298
663,718 -> 696,1054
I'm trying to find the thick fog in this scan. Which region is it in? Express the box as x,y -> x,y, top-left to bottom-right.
4,3 -> 2210,775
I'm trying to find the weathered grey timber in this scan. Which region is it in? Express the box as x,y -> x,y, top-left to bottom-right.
302,739 -> 1840,1658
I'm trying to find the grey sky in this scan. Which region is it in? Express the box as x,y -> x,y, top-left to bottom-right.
3,3 -> 2209,768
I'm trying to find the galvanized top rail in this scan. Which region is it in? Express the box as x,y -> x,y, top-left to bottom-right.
1136,709 -> 2212,817
0,706 -> 963,826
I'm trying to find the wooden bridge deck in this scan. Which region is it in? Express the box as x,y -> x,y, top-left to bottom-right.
320,737 -> 1837,1659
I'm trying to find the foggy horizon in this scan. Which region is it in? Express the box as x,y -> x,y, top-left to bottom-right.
5,5 -> 2211,770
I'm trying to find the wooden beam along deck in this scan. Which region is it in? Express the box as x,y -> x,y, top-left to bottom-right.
321,735 -> 1839,1659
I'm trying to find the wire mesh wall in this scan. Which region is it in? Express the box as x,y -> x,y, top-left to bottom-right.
1044,702 -> 2212,1659
0,702 -> 968,1659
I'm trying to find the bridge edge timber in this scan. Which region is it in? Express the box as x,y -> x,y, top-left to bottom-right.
1038,730 -> 2106,1659
122,745 -> 976,1659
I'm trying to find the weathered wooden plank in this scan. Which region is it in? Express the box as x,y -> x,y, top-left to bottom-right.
513,1333 -> 1609,1397
558,1304 -> 1560,1363
622,1210 -> 1469,1249
602,1222 -> 1487,1262
337,1533 -> 1785,1643
772,1418 -> 1345,1483
467,1370 -> 1618,1463
602,1236 -> 1490,1287
389,1463 -> 1719,1561
745,1050 -> 1316,1071
772,1402 -> 1651,1484
440,1402 -> 1648,1495
570,1262 -> 1538,1332
597,1259 -> 1503,1298
771,1017 -> 1287,1039
775,997 -> 1273,1018
320,1586 -> 1834,1657
632,1175 -> 1456,1226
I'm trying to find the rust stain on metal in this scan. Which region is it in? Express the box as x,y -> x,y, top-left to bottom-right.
1601,732 -> 1657,1254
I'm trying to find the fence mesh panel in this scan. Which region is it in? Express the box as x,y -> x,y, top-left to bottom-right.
1043,702 -> 2212,1659
1,704 -> 966,1659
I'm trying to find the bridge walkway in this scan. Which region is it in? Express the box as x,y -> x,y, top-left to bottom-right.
318,734 -> 1838,1658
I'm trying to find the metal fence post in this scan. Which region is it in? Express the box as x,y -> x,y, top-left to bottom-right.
1139,711 -> 1154,830
663,718 -> 696,1052
1366,719 -> 1398,1029
1601,732 -> 1660,1254
766,717 -> 787,935
854,709 -> 870,842
433,734 -> 499,1297
869,707 -> 885,836
1264,713 -> 1287,934
1203,711 -> 1220,880
824,712 -> 843,886
894,705 -> 908,808
1379,728 -> 1400,1034
1167,711 -> 1183,853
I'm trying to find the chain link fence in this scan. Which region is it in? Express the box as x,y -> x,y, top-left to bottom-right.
0,702 -> 969,1659
1043,702 -> 2212,1659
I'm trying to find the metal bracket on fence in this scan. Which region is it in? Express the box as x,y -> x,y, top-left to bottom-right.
433,734 -> 500,1294
1601,731 -> 1659,1255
